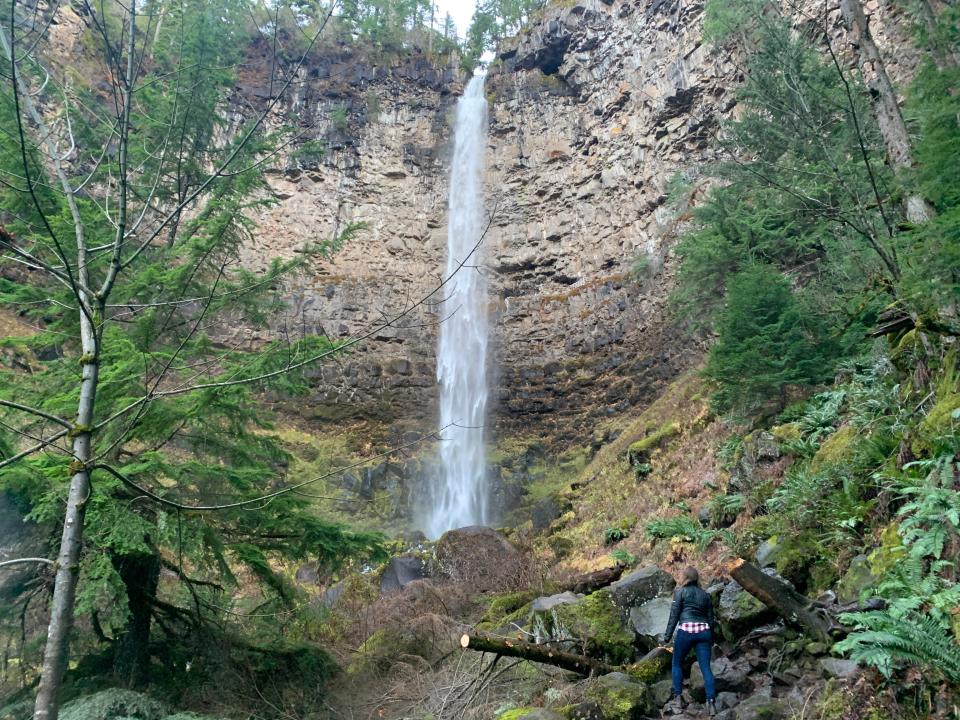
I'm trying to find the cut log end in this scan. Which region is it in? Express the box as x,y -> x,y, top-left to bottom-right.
460,634 -> 470,649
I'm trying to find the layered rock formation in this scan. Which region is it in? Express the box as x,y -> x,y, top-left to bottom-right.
238,0 -> 918,442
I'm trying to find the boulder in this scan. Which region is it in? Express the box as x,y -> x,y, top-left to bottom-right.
733,695 -> 788,720
532,591 -> 581,613
317,581 -> 344,609
628,596 -> 673,650
690,657 -> 752,700
434,526 -> 526,591
818,657 -> 859,680
836,555 -> 879,604
295,564 -> 320,585
609,565 -> 676,614
506,711 -> 566,720
535,589 -> 636,664
566,701 -> 603,719
650,679 -> 674,707
717,569 -> 789,639
585,672 -> 653,720
380,555 -> 428,594
755,537 -> 781,569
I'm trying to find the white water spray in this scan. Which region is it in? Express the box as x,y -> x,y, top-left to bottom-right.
426,74 -> 489,539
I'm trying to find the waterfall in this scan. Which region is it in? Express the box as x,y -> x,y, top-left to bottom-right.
426,74 -> 489,539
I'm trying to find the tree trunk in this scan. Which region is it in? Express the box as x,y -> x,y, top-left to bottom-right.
725,559 -> 832,644
459,631 -> 672,678
839,0 -> 935,224
461,631 -> 617,675
112,553 -> 161,687
565,564 -> 626,595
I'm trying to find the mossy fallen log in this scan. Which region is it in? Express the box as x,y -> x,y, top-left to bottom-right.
459,631 -> 671,679
725,558 -> 832,644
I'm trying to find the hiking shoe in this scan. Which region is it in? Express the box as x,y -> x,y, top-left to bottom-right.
707,699 -> 718,717
664,695 -> 685,714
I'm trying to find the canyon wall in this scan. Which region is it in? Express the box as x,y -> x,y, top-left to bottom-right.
239,0 -> 917,442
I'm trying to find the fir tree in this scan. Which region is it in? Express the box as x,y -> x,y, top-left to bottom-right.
704,264 -> 827,415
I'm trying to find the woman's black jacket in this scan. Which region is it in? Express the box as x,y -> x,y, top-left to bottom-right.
663,583 -> 715,640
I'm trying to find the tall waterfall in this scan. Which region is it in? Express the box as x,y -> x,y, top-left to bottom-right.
426,74 -> 489,539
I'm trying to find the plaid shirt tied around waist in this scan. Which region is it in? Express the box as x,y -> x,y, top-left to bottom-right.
678,622 -> 710,633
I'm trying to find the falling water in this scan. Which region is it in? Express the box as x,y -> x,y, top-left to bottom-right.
426,74 -> 489,539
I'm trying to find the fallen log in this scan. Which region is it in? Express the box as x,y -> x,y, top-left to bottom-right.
566,564 -> 626,595
461,631 -> 615,675
459,631 -> 672,679
725,558 -> 832,644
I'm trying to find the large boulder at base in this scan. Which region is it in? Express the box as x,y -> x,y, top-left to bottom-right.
380,555 -> 428,594
609,565 -> 675,615
718,569 -> 789,639
584,672 -> 653,720
535,589 -> 636,664
628,596 -> 673,650
434,526 -> 526,591
690,656 -> 753,700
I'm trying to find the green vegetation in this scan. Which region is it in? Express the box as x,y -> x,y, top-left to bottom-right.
667,0 -> 960,700
0,1 -> 384,716
462,0 -> 547,70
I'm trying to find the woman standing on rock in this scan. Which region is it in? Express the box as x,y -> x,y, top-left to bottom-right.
662,566 -> 718,716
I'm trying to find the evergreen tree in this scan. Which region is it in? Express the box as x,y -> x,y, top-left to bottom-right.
704,265 -> 827,415
0,2 -> 388,716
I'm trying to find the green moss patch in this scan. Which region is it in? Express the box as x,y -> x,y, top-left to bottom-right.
811,425 -> 858,470
584,672 -> 652,720
551,590 -> 635,665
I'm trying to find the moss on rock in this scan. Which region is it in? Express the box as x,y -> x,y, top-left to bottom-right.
771,422 -> 801,444
627,422 -> 680,463
811,425 -> 858,470
584,672 -> 652,720
551,590 -> 636,664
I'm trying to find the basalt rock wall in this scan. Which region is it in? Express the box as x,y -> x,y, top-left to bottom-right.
239,0 -> 917,441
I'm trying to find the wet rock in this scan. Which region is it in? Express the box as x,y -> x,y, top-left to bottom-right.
629,596 -> 673,650
718,569 -> 788,639
651,678 -> 674,707
733,695 -> 789,720
434,526 -> 525,591
567,700 -> 603,719
716,691 -> 739,710
317,581 -> 344,609
690,657 -> 752,700
585,671 -> 653,720
818,657 -> 859,680
609,565 -> 676,615
513,711 -> 566,720
295,564 -> 320,585
837,555 -> 880,604
535,589 -> 635,664
755,537 -> 781,568
380,555 -> 428,594
532,590 -> 581,613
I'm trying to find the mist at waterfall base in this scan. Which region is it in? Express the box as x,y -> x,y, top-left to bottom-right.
424,74 -> 490,540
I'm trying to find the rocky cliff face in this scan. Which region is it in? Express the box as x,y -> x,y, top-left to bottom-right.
241,0 -> 917,443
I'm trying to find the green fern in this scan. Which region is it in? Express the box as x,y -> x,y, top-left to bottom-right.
835,610 -> 960,682
646,515 -> 729,551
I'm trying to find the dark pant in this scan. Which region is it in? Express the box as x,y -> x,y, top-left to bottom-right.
672,628 -> 716,700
